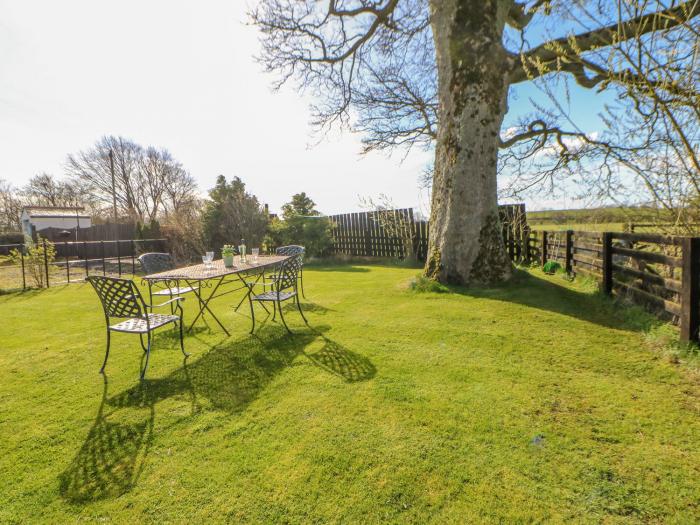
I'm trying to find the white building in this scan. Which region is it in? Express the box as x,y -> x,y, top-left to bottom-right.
20,206 -> 92,238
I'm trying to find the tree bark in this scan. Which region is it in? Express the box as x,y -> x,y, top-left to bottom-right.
425,0 -> 512,285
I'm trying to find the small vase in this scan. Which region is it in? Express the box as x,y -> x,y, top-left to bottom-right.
223,254 -> 234,268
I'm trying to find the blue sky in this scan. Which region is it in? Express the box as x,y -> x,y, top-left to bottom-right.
0,0 -> 618,215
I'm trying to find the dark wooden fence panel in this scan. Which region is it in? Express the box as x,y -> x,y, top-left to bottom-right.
37,223 -> 136,243
531,228 -> 697,342
328,204 -> 527,260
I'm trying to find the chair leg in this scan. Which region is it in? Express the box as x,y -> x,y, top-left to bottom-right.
296,294 -> 309,325
277,300 -> 292,334
300,268 -> 306,299
248,296 -> 256,334
140,332 -> 152,380
272,298 -> 277,321
100,329 -> 111,373
139,333 -> 148,353
179,319 -> 189,357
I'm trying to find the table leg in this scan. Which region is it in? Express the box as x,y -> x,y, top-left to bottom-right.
234,271 -> 269,314
186,277 -> 230,335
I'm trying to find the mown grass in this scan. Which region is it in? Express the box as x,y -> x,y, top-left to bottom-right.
1,264 -> 699,523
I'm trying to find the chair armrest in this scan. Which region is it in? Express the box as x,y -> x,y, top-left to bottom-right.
249,280 -> 275,287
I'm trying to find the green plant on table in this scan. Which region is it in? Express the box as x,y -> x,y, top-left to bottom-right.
221,244 -> 236,257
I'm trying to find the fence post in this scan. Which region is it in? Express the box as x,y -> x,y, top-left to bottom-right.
565,230 -> 573,275
408,209 -> 416,259
131,240 -> 136,275
101,241 -> 106,276
602,232 -> 613,295
65,242 -> 70,283
116,240 -> 122,276
680,237 -> 700,342
20,244 -> 26,290
523,226 -> 531,264
507,227 -> 515,261
43,238 -> 49,288
83,241 -> 89,278
541,231 -> 548,267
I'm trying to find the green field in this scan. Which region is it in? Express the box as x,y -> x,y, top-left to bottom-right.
527,206 -> 677,232
1,264 -> 699,523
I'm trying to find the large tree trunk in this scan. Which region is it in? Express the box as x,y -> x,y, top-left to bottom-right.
425,0 -> 512,285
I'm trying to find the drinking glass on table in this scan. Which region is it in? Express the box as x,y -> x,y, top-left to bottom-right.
251,248 -> 259,263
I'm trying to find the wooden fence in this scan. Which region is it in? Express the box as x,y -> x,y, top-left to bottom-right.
527,229 -> 699,342
37,223 -> 136,243
328,204 -> 527,260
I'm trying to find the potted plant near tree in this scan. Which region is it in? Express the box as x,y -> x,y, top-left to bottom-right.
222,245 -> 236,268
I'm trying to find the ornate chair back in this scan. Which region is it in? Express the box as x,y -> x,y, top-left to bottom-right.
138,253 -> 175,275
87,276 -> 147,320
275,245 -> 305,257
275,255 -> 303,294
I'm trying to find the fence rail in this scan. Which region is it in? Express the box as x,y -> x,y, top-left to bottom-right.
527,230 -> 700,342
0,238 -> 166,292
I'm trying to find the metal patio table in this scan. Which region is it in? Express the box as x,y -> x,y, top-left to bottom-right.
143,255 -> 289,336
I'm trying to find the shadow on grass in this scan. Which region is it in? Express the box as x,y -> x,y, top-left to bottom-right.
441,268 -> 658,334
280,301 -> 333,315
306,264 -> 371,273
0,284 -> 75,301
303,334 -> 376,383
58,375 -> 154,503
59,324 -> 375,503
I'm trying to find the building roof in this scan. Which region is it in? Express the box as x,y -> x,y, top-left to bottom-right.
22,206 -> 91,219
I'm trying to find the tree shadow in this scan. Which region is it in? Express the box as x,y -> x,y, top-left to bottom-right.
59,325 -> 376,503
0,284 -> 73,302
445,269 -> 657,334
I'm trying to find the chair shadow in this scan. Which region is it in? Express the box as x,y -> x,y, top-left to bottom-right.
58,375 -> 154,503
280,301 -> 333,315
59,324 -> 376,503
303,335 -> 376,383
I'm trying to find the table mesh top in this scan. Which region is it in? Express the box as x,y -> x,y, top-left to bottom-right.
144,255 -> 289,281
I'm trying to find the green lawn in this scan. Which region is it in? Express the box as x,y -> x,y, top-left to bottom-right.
1,264 -> 699,523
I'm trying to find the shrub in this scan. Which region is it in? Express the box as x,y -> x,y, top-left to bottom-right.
265,193 -> 334,257
161,207 -> 205,263
9,237 -> 56,288
266,215 -> 333,257
408,275 -> 450,293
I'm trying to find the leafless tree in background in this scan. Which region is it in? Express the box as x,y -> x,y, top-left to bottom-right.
20,173 -> 98,211
251,0 -> 700,285
65,136 -> 199,223
0,179 -> 23,231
